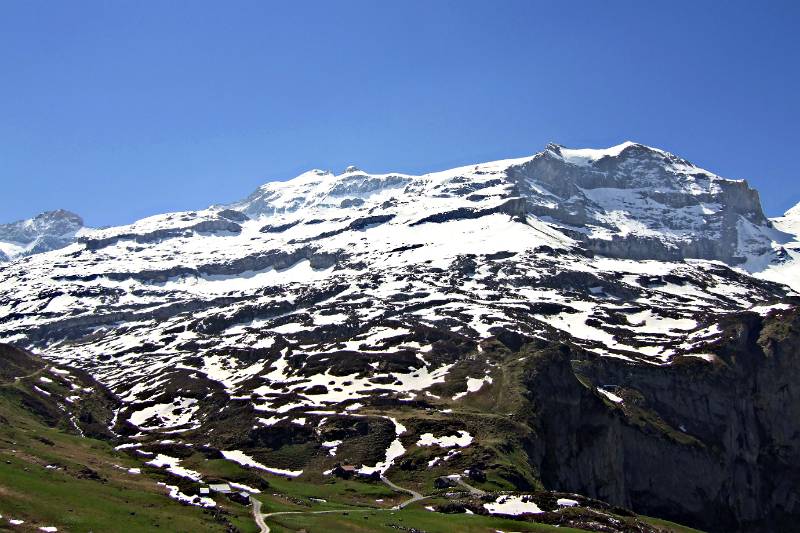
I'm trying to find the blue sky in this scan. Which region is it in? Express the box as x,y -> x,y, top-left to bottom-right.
1,0 -> 798,226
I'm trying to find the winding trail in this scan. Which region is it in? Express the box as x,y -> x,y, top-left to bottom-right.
251,498 -> 269,533
252,476 -> 428,532
381,476 -> 425,508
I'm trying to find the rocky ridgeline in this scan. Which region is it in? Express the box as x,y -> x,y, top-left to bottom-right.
0,142 -> 799,532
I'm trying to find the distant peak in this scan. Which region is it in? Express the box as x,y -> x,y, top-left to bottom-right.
343,165 -> 362,174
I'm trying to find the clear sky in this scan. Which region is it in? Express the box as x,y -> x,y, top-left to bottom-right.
2,0 -> 799,227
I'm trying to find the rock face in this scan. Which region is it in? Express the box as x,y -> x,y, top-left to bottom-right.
521,307 -> 800,532
0,209 -> 84,261
510,142 -> 770,264
0,142 -> 798,532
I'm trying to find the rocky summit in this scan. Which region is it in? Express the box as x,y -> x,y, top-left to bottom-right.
1,142 -> 799,532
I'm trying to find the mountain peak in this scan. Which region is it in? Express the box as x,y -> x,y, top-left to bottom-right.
0,209 -> 85,262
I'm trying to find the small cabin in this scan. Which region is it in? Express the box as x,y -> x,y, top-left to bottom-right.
332,464 -> 357,479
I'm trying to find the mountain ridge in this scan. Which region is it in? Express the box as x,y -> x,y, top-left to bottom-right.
1,142 -> 799,531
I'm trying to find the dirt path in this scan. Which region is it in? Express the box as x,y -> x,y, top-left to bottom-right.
381,475 -> 425,508
251,498 -> 270,533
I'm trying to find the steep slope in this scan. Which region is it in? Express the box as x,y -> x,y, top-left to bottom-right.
0,142 -> 797,532
0,209 -> 85,262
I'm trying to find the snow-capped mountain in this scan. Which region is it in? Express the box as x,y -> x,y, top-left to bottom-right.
0,142 -> 798,531
0,209 -> 85,262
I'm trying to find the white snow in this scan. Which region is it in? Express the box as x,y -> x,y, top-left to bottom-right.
159,482 -> 216,508
128,398 -> 198,430
453,375 -> 493,400
484,494 -> 543,515
159,260 -> 335,296
229,481 -> 262,493
558,141 -> 636,166
416,430 -> 473,448
597,388 -> 624,404
146,454 -> 203,481
322,439 -> 342,456
357,417 -> 407,476
220,450 -> 302,477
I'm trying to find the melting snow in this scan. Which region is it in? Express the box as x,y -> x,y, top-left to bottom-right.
597,388 -> 624,404
146,454 -> 203,481
128,398 -> 199,430
453,375 -> 493,400
484,494 -> 543,515
221,450 -> 302,477
358,417 -> 407,476
416,430 -> 473,448
159,482 -> 216,508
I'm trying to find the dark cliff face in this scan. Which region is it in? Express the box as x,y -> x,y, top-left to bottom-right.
519,308 -> 800,532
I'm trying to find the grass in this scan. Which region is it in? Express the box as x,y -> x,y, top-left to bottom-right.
0,377 -> 253,532
265,507 -> 587,533
251,475 -> 402,513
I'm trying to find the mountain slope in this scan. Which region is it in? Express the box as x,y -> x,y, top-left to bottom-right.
0,142 -> 798,532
